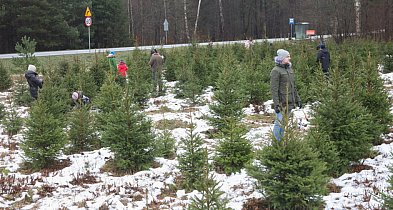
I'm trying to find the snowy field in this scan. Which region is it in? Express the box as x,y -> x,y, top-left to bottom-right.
0,73 -> 393,209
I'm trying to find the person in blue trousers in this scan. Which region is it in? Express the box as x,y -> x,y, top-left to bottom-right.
270,49 -> 302,140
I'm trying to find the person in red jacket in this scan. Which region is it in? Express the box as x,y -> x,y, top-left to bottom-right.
117,60 -> 128,77
116,60 -> 128,85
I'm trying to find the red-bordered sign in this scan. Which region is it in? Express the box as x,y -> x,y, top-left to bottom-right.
84,17 -> 92,27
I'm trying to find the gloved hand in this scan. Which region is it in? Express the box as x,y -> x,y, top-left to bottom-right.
297,101 -> 302,109
274,105 -> 280,113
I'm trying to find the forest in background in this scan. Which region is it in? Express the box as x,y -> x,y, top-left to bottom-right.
0,0 -> 392,53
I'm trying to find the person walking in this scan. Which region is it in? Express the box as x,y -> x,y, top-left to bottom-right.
316,43 -> 330,78
25,64 -> 43,100
149,49 -> 164,94
270,49 -> 302,140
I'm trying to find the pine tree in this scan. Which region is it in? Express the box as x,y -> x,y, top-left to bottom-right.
0,62 -> 12,91
247,118 -> 329,209
188,149 -> 230,210
67,105 -> 98,154
209,52 -> 247,132
100,87 -> 155,173
178,122 -> 207,192
21,100 -> 67,170
214,118 -> 253,175
11,36 -> 38,72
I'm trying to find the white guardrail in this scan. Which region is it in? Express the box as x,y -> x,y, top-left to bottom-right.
0,35 -> 329,59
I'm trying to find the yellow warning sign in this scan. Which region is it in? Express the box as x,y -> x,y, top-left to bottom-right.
85,7 -> 91,17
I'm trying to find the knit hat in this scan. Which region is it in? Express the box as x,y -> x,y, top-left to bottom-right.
28,64 -> 36,72
72,92 -> 79,100
276,49 -> 290,60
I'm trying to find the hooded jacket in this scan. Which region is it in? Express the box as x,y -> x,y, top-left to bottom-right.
317,48 -> 330,72
117,62 -> 128,77
270,63 -> 301,109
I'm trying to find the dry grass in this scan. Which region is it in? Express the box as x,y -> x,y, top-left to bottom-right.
154,119 -> 190,130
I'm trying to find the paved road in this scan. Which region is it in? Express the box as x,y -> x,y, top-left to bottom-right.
0,37 -> 296,59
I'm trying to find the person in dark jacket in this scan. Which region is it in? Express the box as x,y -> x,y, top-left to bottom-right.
316,44 -> 330,78
149,49 -> 164,94
24,64 -> 43,100
270,49 -> 301,140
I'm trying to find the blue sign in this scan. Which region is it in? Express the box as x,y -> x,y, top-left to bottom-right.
289,18 -> 295,25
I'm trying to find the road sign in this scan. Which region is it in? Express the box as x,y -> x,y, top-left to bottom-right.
85,7 -> 92,17
85,17 -> 92,27
289,18 -> 295,25
163,19 -> 169,32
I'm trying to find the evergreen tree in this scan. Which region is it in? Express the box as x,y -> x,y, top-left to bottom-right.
13,78 -> 34,107
214,118 -> 253,175
247,119 -> 329,209
355,54 -> 392,144
100,87 -> 155,173
178,122 -> 207,191
189,150 -> 230,210
38,76 -> 69,119
2,100 -> 23,139
54,60 -> 98,99
0,103 -> 5,121
127,49 -> 153,107
11,36 -> 38,73
209,53 -> 247,132
92,0 -> 131,48
13,1 -> 79,51
155,130 -> 176,159
21,100 -> 67,170
67,105 -> 98,154
0,62 -> 12,91
90,56 -> 109,91
95,76 -> 124,146
308,69 -> 375,175
382,165 -> 393,209
242,52 -> 271,106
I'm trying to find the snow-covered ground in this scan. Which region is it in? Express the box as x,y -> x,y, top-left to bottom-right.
1,73 -> 393,209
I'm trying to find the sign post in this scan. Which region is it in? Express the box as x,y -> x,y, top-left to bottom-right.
163,19 -> 169,44
84,7 -> 92,51
289,18 -> 295,40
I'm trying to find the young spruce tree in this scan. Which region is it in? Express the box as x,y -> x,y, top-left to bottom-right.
189,149 -> 230,210
100,86 -> 155,173
0,62 -> 12,91
209,52 -> 247,132
308,68 -> 375,175
247,116 -> 329,209
67,105 -> 98,154
214,118 -> 253,175
21,99 -> 67,169
178,121 -> 207,192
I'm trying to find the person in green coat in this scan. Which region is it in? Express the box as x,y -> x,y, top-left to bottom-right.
270,49 -> 302,140
107,51 -> 117,73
